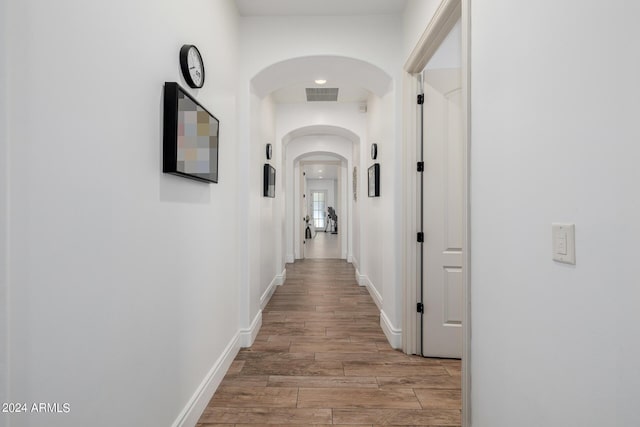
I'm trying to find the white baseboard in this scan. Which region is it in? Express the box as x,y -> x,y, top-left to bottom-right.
347,255 -> 353,263
239,311 -> 262,348
285,254 -> 294,263
355,271 -> 401,350
260,268 -> 286,310
380,310 -> 402,349
276,267 -> 286,285
171,332 -> 240,427
359,274 -> 382,310
260,279 -> 278,310
351,256 -> 359,271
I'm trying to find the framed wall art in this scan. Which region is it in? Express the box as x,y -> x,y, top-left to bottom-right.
163,82 -> 219,183
263,164 -> 276,198
368,163 -> 380,197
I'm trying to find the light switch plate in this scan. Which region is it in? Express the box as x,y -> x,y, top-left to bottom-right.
552,223 -> 576,265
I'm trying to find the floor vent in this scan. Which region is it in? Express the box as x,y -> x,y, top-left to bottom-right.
306,88 -> 339,102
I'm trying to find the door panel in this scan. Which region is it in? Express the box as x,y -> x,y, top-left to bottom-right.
422,68 -> 463,358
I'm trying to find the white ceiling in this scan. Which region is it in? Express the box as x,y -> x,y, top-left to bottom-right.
304,164 -> 339,181
235,0 -> 407,16
238,0 -> 402,103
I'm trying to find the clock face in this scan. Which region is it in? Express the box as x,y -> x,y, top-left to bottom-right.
180,45 -> 205,88
187,47 -> 203,87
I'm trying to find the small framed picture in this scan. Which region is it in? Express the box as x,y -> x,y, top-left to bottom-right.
263,164 -> 276,198
368,163 -> 380,197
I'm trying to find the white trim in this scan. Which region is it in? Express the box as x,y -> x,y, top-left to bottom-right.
285,254 -> 294,263
239,310 -> 262,348
402,1 -> 471,426
277,267 -> 286,285
380,310 -> 402,349
401,72 -> 421,356
171,332 -> 240,427
404,0 -> 462,73
360,275 -> 382,310
260,268 -> 286,311
461,1 -> 471,425
357,273 -> 400,349
260,279 -> 277,310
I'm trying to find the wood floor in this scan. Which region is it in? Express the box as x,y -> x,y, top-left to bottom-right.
197,259 -> 461,426
304,231 -> 341,259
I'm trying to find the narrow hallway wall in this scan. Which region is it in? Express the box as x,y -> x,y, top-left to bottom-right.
471,1 -> 640,425
0,0 -> 9,420
4,1 -> 241,426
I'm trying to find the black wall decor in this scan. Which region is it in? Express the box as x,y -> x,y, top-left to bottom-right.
263,163 -> 276,198
163,82 -> 219,183
368,163 -> 380,197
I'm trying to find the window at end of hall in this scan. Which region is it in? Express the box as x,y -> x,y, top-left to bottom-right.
312,191 -> 326,229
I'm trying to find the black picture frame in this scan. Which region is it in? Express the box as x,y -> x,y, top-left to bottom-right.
368,163 -> 380,197
163,82 -> 219,183
263,164 -> 276,198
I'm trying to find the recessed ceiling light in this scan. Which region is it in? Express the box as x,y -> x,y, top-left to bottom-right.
318,169 -> 323,173
319,176 -> 323,179
314,79 -> 327,85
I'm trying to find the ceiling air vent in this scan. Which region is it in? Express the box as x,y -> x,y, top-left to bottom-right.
305,87 -> 339,102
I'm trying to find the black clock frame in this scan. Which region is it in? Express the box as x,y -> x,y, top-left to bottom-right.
179,44 -> 205,89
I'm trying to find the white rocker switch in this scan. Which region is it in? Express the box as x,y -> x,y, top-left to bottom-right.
552,223 -> 575,265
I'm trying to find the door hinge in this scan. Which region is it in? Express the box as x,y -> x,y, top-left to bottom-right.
417,232 -> 424,243
417,94 -> 424,104
417,161 -> 424,172
417,302 -> 424,313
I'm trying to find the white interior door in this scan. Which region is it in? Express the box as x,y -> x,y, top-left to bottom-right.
422,68 -> 463,358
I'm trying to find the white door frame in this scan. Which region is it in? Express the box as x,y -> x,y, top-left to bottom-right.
401,0 -> 470,426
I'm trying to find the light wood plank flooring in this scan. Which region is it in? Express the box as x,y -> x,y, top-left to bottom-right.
197,259 -> 461,426
304,231 -> 340,259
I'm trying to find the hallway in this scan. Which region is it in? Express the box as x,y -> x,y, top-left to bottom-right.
197,260 -> 461,426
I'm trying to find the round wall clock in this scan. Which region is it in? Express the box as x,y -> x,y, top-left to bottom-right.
179,44 -> 205,88
266,143 -> 273,160
371,143 -> 378,160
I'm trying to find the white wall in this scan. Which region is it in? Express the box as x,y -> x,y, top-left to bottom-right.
4,1 -> 240,426
403,0 -> 442,62
363,91 -> 402,345
276,103 -> 367,142
0,0 -> 8,420
257,95 -> 279,311
471,1 -> 640,426
425,18 -> 461,71
351,138 -> 361,270
240,15 -> 402,82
